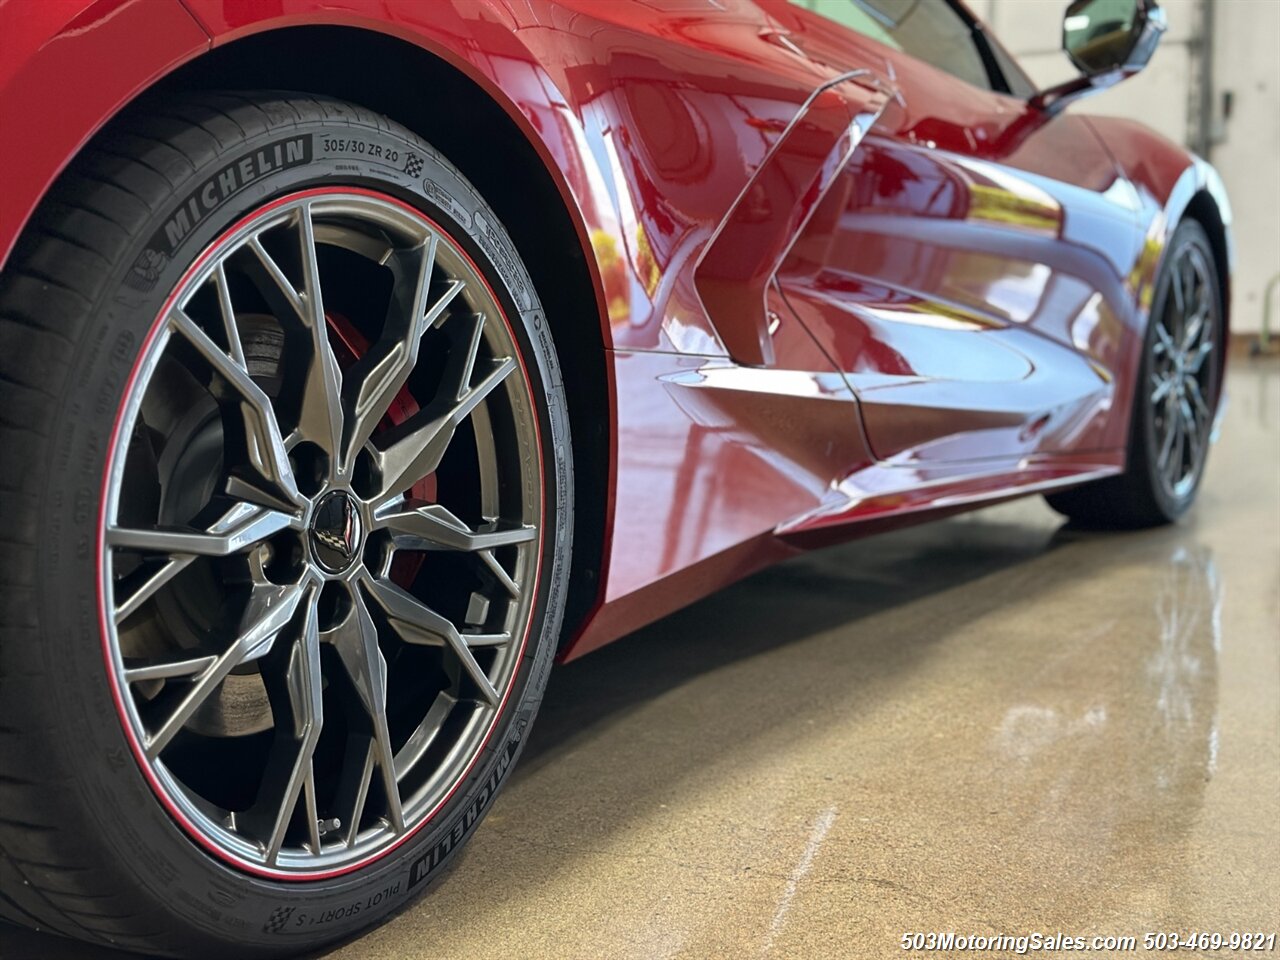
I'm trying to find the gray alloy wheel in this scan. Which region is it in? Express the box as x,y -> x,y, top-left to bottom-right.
1147,241 -> 1217,502
101,190 -> 543,877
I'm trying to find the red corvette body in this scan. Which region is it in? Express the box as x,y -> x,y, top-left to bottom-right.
0,0 -> 1232,659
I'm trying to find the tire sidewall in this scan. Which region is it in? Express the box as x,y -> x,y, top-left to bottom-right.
36,106 -> 569,954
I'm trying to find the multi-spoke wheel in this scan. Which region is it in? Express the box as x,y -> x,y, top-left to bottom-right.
0,94 -> 570,958
1047,219 -> 1222,527
104,188 -> 541,875
1148,242 -> 1216,502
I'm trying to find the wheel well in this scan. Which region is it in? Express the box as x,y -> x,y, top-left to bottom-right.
151,26 -> 610,645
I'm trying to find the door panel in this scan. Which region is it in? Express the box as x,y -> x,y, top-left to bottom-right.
761,0 -> 1146,464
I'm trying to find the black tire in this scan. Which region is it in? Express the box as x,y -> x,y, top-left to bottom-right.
1046,219 -> 1222,528
0,92 -> 571,958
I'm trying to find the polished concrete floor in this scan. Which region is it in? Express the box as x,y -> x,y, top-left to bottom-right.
3,361 -> 1277,960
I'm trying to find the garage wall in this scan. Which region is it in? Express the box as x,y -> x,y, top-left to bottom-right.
968,0 -> 1280,334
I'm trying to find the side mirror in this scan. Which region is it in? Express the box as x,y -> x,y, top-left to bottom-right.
1031,0 -> 1167,113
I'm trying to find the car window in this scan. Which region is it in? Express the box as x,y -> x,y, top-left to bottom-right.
789,0 -> 994,91
984,29 -> 1036,98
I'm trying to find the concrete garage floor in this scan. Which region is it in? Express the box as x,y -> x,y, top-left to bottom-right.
2,361 -> 1276,960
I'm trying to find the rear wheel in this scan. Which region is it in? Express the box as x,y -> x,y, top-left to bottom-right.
1046,219 -> 1222,528
0,93 -> 570,957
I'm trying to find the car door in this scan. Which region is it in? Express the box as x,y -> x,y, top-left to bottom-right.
758,0 -> 1147,466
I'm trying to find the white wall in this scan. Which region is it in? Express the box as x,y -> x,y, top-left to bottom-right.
971,0 -> 1280,334
1208,0 -> 1280,335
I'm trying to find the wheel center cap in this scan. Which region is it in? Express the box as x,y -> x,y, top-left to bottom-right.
310,490 -> 363,573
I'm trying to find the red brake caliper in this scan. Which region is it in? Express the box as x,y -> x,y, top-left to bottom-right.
326,311 -> 431,587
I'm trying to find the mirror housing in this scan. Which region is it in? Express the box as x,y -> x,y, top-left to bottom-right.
1030,0 -> 1167,114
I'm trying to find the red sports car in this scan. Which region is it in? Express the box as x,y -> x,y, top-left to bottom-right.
0,0 -> 1229,955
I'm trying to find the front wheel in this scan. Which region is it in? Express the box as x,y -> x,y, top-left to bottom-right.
1046,219 -> 1222,528
0,93 -> 571,957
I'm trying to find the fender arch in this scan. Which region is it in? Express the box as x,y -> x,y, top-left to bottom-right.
0,0 -> 209,271
2,11 -> 618,648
